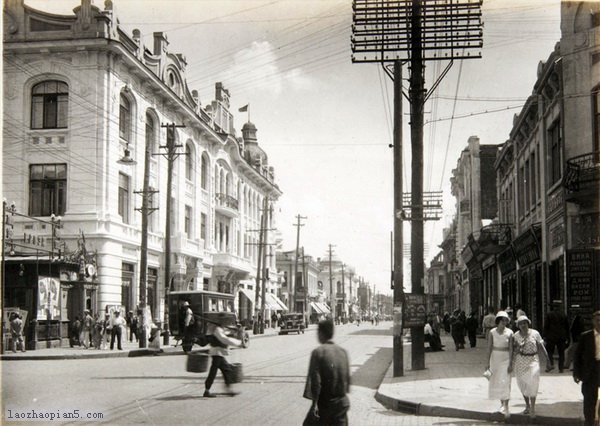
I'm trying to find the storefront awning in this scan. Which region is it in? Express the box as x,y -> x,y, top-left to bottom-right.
316,302 -> 331,314
266,293 -> 288,311
310,302 -> 324,314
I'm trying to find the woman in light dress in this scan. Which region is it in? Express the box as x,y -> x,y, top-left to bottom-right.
511,315 -> 551,419
485,310 -> 513,419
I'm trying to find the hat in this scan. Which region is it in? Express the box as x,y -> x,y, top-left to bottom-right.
516,315 -> 531,325
505,306 -> 513,313
495,311 -> 509,320
183,301 -> 190,307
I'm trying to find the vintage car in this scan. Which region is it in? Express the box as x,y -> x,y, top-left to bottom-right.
168,290 -> 249,351
278,313 -> 305,335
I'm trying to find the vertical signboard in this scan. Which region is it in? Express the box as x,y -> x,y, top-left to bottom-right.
567,249 -> 598,321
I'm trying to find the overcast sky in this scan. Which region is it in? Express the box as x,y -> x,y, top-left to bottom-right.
26,0 -> 562,296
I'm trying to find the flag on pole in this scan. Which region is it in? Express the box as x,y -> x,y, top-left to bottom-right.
238,104 -> 249,112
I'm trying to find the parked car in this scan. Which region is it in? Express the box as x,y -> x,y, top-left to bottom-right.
278,313 -> 305,335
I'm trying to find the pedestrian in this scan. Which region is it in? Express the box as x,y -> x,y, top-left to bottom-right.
10,313 -> 26,353
511,315 -> 551,419
459,311 -> 467,347
450,309 -> 465,351
466,310 -> 479,348
110,310 -> 125,350
92,313 -> 103,350
70,316 -> 81,347
565,314 -> 585,370
543,302 -> 570,373
573,310 -> 600,426
424,320 -> 444,352
148,325 -> 163,354
442,312 -> 451,334
129,311 -> 138,342
515,304 -> 526,319
203,314 -> 243,398
303,319 -> 350,425
485,310 -> 513,419
102,313 -> 111,350
80,310 -> 93,349
271,312 -> 277,329
482,307 -> 496,341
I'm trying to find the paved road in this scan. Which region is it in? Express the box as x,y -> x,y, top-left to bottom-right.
2,322 -> 495,425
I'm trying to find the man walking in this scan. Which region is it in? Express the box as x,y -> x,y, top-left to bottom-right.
10,313 -> 25,352
80,310 -> 93,349
544,302 -> 570,372
482,306 -> 496,340
203,314 -> 242,398
110,310 -> 125,350
573,310 -> 600,426
303,319 -> 350,425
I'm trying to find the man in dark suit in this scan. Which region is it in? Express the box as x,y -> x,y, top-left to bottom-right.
573,310 -> 600,426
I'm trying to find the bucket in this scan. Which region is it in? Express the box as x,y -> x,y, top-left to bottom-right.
186,353 -> 209,373
230,362 -> 243,383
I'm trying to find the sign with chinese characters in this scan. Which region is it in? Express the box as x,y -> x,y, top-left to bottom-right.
403,294 -> 427,327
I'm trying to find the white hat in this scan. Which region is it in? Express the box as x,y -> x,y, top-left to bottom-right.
516,315 -> 531,325
495,311 -> 509,320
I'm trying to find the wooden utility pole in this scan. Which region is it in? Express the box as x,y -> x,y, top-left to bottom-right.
159,123 -> 185,345
253,198 -> 266,334
292,215 -> 306,314
352,0 -> 483,374
328,244 -> 336,320
260,197 -> 270,334
393,61 -> 404,374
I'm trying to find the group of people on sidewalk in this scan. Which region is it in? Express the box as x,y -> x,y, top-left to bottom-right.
69,309 -> 129,350
485,308 -> 600,426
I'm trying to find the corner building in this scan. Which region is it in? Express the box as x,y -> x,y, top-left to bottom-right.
2,0 -> 281,348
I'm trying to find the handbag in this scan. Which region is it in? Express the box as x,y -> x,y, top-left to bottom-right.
302,407 -> 320,426
483,368 -> 492,380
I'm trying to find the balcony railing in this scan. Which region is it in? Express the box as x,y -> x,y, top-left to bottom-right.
565,151 -> 600,193
478,223 -> 512,254
215,193 -> 239,210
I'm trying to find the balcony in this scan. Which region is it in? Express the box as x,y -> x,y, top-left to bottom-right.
215,193 -> 239,217
212,252 -> 252,274
564,151 -> 600,203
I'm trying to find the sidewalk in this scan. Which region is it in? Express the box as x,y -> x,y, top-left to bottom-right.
376,334 -> 584,425
0,325 -> 292,361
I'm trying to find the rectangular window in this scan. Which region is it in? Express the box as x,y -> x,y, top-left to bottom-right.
200,213 -> 207,241
518,165 -> 525,217
185,205 -> 192,239
524,159 -> 530,212
29,164 -> 67,216
118,173 -> 130,224
121,263 -> 134,312
548,121 -> 562,186
530,152 -> 537,205
594,89 -> 600,151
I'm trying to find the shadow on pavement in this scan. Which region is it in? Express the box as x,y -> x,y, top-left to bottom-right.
154,395 -> 204,401
349,328 -> 393,336
351,347 -> 392,389
239,375 -> 306,384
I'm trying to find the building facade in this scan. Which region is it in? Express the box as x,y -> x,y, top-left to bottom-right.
2,0 -> 281,348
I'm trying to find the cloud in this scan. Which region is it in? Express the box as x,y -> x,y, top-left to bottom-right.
224,41 -> 312,95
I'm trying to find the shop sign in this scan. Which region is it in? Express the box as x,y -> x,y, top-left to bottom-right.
512,228 -> 540,267
546,188 -> 563,217
549,220 -> 565,249
37,277 -> 60,320
498,247 -> 516,275
393,303 -> 403,335
572,213 -> 600,248
403,294 -> 426,327
566,249 -> 597,317
482,255 -> 496,270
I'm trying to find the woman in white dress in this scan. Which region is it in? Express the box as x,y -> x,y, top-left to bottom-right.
485,310 -> 514,419
511,315 -> 551,419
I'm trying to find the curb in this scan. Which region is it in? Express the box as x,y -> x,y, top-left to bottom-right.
0,326 -> 298,361
375,390 -> 584,425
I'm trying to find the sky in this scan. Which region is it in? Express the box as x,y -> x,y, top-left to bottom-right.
25,0 -> 563,296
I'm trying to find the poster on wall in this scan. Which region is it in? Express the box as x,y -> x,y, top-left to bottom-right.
37,277 -> 61,320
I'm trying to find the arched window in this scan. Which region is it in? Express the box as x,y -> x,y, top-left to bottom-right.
119,93 -> 131,142
31,80 -> 68,129
185,142 -> 194,181
201,153 -> 209,190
